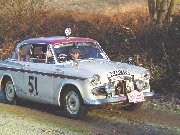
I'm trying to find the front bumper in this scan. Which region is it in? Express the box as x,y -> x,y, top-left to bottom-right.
84,96 -> 127,105
144,89 -> 155,97
84,90 -> 155,105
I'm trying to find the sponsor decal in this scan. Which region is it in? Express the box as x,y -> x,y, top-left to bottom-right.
108,69 -> 130,78
54,43 -> 63,48
119,95 -> 127,101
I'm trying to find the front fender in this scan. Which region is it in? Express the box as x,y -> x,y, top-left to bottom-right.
53,79 -> 87,106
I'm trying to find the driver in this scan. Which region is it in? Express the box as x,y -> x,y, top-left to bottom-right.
59,48 -> 80,61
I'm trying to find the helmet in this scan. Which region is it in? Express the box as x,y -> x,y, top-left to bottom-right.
70,48 -> 80,54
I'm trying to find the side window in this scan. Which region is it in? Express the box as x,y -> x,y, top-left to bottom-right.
18,44 -> 31,61
29,44 -> 47,63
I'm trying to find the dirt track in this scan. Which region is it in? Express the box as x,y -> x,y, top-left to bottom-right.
0,91 -> 179,135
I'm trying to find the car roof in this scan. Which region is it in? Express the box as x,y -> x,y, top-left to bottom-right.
21,36 -> 97,45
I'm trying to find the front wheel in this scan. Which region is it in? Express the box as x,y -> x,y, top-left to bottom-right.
3,79 -> 17,104
62,88 -> 87,119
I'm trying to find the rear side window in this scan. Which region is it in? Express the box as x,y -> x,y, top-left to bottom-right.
18,44 -> 31,61
29,44 -> 47,63
18,44 -> 48,63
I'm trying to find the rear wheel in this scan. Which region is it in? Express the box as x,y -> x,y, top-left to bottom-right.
62,88 -> 87,119
3,79 -> 17,104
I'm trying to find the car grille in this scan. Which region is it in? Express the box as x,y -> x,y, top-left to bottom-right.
115,81 -> 126,95
114,75 -> 134,95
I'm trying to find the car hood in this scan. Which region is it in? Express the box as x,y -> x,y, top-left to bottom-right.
60,59 -> 147,81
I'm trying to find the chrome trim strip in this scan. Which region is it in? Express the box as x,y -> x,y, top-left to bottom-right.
84,96 -> 127,105
0,66 -> 86,80
143,90 -> 155,97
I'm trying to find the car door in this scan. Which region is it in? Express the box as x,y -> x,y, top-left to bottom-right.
22,44 -> 55,103
23,63 -> 55,99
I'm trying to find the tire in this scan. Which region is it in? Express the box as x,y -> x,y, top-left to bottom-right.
3,79 -> 17,104
62,88 -> 87,119
122,102 -> 143,111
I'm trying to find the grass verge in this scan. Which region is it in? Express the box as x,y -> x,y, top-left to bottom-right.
0,103 -> 84,134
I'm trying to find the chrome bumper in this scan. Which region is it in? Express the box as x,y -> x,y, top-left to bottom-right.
84,90 -> 155,105
84,96 -> 127,105
143,90 -> 155,97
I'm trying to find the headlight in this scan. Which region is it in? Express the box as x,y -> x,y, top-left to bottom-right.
143,70 -> 151,80
104,82 -> 115,94
135,80 -> 144,91
89,74 -> 101,86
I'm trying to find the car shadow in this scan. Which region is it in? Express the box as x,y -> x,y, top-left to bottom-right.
0,91 -> 93,120
0,91 -> 67,117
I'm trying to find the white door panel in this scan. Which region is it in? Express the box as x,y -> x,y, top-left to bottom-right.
23,63 -> 55,100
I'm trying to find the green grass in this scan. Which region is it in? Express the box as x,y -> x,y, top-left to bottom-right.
0,103 -> 85,134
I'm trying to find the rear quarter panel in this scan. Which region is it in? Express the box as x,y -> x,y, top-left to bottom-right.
0,60 -> 24,94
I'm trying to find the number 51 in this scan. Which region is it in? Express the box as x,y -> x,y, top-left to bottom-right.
28,76 -> 38,95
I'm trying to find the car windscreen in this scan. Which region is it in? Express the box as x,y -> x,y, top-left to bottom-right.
53,42 -> 108,62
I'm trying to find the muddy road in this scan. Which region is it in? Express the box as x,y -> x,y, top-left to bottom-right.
0,92 -> 179,135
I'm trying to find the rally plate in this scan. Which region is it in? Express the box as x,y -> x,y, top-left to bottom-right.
127,90 -> 145,103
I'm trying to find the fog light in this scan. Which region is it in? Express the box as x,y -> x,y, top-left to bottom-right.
91,86 -> 106,95
104,83 -> 114,94
135,80 -> 144,91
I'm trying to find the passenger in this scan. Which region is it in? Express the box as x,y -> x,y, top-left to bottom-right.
46,50 -> 53,58
46,49 -> 54,64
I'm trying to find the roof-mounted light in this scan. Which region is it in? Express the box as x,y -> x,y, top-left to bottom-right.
65,28 -> 71,39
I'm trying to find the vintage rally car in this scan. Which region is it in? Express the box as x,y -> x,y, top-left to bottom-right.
0,28 -> 154,119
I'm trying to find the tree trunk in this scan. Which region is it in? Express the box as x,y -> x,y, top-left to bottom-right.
147,0 -> 175,26
147,0 -> 175,73
148,0 -> 156,21
166,0 -> 175,24
156,0 -> 168,25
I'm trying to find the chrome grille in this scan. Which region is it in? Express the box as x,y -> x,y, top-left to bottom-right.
115,81 -> 126,95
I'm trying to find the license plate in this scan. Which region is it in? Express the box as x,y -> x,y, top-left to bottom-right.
119,95 -> 127,101
127,90 -> 145,103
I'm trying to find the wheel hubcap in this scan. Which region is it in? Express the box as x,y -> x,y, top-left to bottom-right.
66,91 -> 80,115
5,81 -> 15,101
